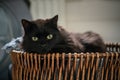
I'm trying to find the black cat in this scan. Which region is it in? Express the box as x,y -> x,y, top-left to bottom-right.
21,15 -> 106,54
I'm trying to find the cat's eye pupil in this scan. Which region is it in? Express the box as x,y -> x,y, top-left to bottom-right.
47,34 -> 53,40
32,37 -> 38,41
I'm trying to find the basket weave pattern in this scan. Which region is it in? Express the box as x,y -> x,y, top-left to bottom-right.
11,43 -> 120,80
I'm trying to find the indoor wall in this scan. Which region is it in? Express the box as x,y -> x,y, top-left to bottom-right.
30,0 -> 120,42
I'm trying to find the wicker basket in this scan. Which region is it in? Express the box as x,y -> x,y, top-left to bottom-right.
11,43 -> 120,80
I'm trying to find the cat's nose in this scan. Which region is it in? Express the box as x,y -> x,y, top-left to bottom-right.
41,44 -> 46,47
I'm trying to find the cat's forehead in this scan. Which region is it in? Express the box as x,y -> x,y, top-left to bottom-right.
30,19 -> 56,32
32,19 -> 50,28
32,19 -> 50,27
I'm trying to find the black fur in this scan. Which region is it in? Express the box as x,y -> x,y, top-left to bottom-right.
21,15 -> 106,54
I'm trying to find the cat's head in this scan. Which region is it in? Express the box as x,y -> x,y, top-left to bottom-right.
21,15 -> 62,53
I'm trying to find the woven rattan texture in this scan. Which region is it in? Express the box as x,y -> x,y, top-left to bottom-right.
11,43 -> 120,80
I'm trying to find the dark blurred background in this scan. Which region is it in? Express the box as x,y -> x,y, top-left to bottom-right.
0,0 -> 31,79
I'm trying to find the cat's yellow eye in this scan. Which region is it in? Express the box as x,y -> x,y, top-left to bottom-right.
47,34 -> 53,40
32,37 -> 38,41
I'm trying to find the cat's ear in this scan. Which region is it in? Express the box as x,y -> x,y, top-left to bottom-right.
21,19 -> 31,28
21,19 -> 32,34
51,15 -> 58,25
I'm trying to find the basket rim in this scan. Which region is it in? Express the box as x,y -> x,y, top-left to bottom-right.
11,50 -> 120,58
